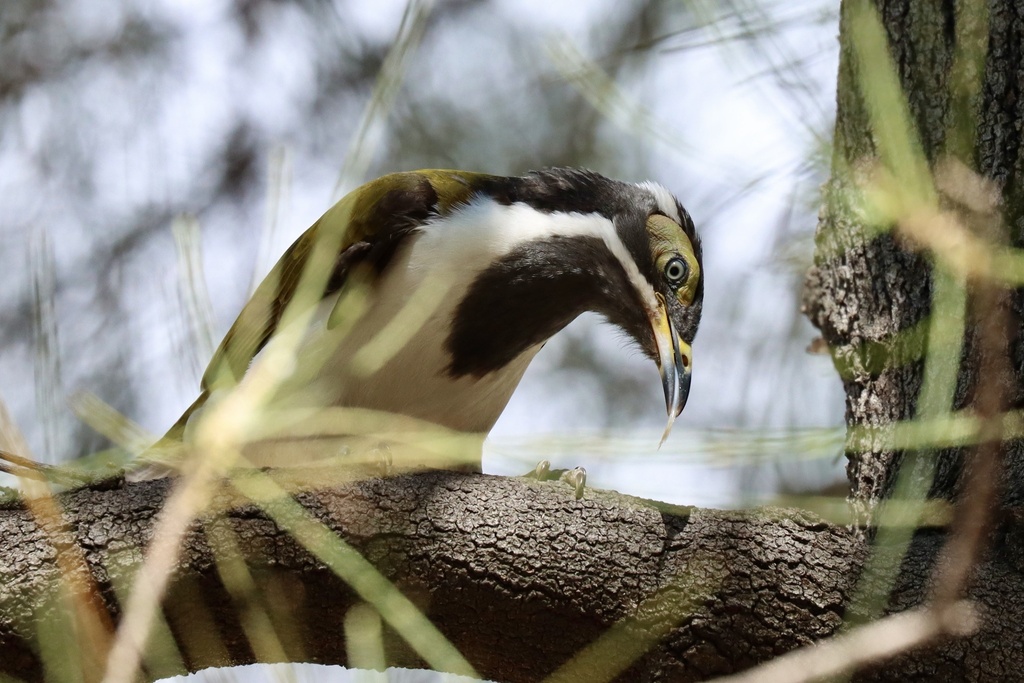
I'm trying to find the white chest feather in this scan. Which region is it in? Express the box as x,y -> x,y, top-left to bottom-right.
270,198 -> 647,432
309,229 -> 544,434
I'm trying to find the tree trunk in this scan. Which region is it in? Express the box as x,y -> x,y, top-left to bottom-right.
5,1 -> 1024,682
805,0 -> 1024,512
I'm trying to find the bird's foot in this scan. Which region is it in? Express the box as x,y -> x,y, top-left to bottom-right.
525,460 -> 587,500
370,442 -> 393,477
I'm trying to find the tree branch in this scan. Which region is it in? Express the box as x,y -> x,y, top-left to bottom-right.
1,473 -> 1021,682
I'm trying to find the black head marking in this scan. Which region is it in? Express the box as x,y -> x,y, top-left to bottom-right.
445,168 -> 704,375
446,234 -> 647,378
472,168 -> 665,277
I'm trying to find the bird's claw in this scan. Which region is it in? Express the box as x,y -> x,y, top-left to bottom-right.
525,460 -> 587,499
370,442 -> 393,477
530,459 -> 552,480
560,466 -> 587,500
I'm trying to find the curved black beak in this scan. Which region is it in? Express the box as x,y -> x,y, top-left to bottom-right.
652,294 -> 692,445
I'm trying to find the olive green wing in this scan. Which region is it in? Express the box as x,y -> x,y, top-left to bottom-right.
199,169 -> 496,392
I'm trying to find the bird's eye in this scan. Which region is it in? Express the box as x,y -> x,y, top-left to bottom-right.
664,257 -> 689,287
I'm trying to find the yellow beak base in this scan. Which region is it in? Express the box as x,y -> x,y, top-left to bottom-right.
653,295 -> 692,445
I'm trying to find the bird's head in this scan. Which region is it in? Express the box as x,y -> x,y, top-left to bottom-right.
604,193 -> 702,441
443,168 -> 703,439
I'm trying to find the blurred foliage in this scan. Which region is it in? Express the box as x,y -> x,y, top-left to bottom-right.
9,1 -> 1012,681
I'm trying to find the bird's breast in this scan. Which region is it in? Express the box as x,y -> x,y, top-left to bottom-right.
269,230 -> 542,436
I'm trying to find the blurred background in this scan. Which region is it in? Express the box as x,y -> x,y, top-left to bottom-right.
0,0 -> 844,509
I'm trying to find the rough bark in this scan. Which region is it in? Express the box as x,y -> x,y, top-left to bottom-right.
805,0 -> 1024,509
0,474 -> 1023,683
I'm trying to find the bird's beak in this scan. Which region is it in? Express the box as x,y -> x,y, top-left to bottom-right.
653,294 -> 692,445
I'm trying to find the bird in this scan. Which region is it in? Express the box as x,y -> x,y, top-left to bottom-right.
128,167 -> 703,484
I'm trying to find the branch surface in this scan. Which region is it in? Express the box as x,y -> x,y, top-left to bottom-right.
0,473 -> 1020,682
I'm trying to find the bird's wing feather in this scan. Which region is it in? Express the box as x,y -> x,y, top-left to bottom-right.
200,169 -> 495,391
